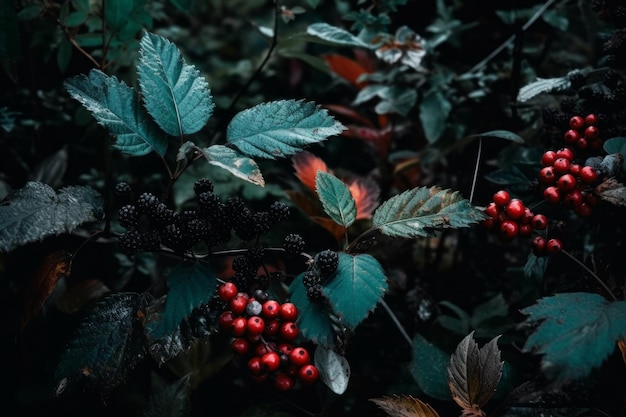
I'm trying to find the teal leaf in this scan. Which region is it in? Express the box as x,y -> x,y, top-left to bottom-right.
56,293 -> 149,393
198,144 -> 265,187
517,76 -> 571,102
64,69 -> 169,156
372,186 -> 487,238
314,346 -> 350,395
289,272 -> 336,347
147,262 -> 216,338
603,137 -> 626,170
524,253 -> 549,280
104,0 -> 134,32
169,0 -> 194,12
227,99 -> 345,160
138,31 -> 214,137
467,130 -> 524,143
306,23 -> 372,49
315,171 -> 357,228
0,182 -> 103,252
520,292 -> 626,384
410,333 -> 452,400
322,253 -> 387,330
419,90 -> 452,144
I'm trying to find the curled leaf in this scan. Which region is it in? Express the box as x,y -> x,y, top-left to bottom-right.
370,395 -> 440,417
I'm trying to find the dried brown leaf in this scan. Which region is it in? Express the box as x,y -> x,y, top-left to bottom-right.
370,395 -> 440,417
619,339 -> 626,364
595,177 -> 626,207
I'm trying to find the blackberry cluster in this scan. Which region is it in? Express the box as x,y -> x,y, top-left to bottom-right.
283,233 -> 305,255
301,270 -> 326,304
314,250 -> 339,279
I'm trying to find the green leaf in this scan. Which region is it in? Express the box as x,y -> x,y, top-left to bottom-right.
467,130 -> 524,143
0,182 -> 103,252
372,186 -> 487,238
322,253 -> 388,330
143,375 -> 191,417
104,0 -> 134,32
169,0 -> 194,12
419,90 -> 452,144
315,171 -> 357,228
289,272 -> 336,347
138,31 -> 214,137
524,253 -> 549,280
517,76 -> 571,102
520,292 -> 626,384
306,23 -> 372,49
603,137 -> 626,171
227,99 -> 345,160
147,262 -> 216,338
56,293 -> 150,393
410,333 -> 452,400
64,69 -> 169,156
197,144 -> 265,187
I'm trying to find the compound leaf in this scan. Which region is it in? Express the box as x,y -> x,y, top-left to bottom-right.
372,186 -> 486,238
147,262 -> 216,339
64,69 -> 169,156
289,272 -> 335,347
316,171 -> 357,227
370,395 -> 440,417
227,99 -> 345,160
322,253 -> 387,330
0,182 -> 103,252
56,293 -> 150,393
138,31 -> 214,137
520,292 -> 626,384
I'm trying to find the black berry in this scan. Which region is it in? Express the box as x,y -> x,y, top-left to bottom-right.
283,234 -> 305,255
315,250 -> 339,279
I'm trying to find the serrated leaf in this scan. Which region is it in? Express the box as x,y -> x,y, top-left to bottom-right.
147,262 -> 216,338
517,76 -> 571,102
316,171 -> 357,227
0,182 -> 103,252
197,144 -> 265,186
138,31 -> 214,137
314,345 -> 350,395
289,272 -> 336,347
306,23 -> 372,49
227,99 -> 345,160
447,332 -> 503,412
372,186 -> 487,238
64,69 -> 169,156
322,253 -> 387,330
370,395 -> 440,417
56,293 -> 150,393
520,292 -> 626,384
410,333 -> 451,401
143,375 -> 191,417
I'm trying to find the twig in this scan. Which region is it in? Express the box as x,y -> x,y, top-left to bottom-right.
469,137 -> 483,205
380,298 -> 413,347
561,249 -> 617,301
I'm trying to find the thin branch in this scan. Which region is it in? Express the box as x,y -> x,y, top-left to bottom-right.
380,298 -> 413,347
561,249 -> 617,301
469,137 -> 483,205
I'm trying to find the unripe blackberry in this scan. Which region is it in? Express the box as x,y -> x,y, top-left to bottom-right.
269,201 -> 290,223
114,181 -> 132,202
194,178 -> 214,195
253,211 -> 272,235
302,270 -> 320,288
118,204 -> 138,229
315,250 -> 339,279
283,233 -> 305,255
119,230 -> 143,257
137,192 -> 160,215
306,284 -> 326,303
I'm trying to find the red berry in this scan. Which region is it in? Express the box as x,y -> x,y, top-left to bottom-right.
273,372 -> 295,391
531,235 -> 546,254
499,220 -> 519,241
575,203 -> 593,217
555,147 -> 574,161
521,207 -> 534,224
563,129 -> 579,144
584,113 -> 598,125
505,199 -> 525,220
289,347 -> 311,366
278,343 -> 294,356
493,190 -> 511,207
279,303 -> 298,321
230,293 -> 249,315
543,186 -> 561,204
264,319 -> 280,336
298,364 -> 319,384
557,174 -> 577,192
569,163 -> 581,176
569,115 -> 585,130
531,214 -> 548,230
247,316 -> 266,335
261,351 -> 281,372
255,342 -> 271,357
576,137 -> 588,150
484,202 -> 499,218
219,311 -> 234,330
585,192 -> 599,206
552,158 -> 570,174
579,166 -> 598,184
231,337 -> 250,355
538,167 -> 557,185
279,322 -> 299,341
564,190 -> 584,208
231,317 -> 248,337
541,150 -> 557,166
261,300 -> 280,319
584,125 -> 599,139
546,238 -> 563,254
519,224 -> 533,236
248,356 -> 264,375
218,282 -> 238,302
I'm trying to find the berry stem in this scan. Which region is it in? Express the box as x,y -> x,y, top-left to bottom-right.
560,249 -> 617,301
469,136 -> 482,205
379,299 -> 413,347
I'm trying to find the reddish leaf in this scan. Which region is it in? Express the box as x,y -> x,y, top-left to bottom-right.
20,250 -> 72,331
323,53 -> 370,89
619,339 -> 626,364
342,124 -> 393,156
323,104 -> 375,127
285,189 -> 323,217
292,151 -> 330,192
346,176 -> 380,219
310,216 -> 346,243
55,279 -> 111,314
353,49 -> 377,74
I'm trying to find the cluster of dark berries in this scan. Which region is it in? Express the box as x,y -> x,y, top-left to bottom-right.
216,282 -> 319,391
562,114 -> 603,152
116,178 -> 291,258
538,146 -> 599,217
301,250 -> 340,303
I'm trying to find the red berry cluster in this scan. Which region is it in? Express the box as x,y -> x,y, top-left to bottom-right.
538,146 -> 599,217
217,282 -> 319,391
562,113 -> 603,151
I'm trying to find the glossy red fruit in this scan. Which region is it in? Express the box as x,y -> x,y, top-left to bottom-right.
531,214 -> 548,230
584,125 -> 599,138
261,300 -> 280,319
231,337 -> 250,355
543,186 -> 561,204
218,282 -> 238,302
493,190 -> 511,207
575,203 -> 593,217
521,207 -> 534,224
569,163 -> 581,176
247,316 -> 266,335
576,137 -> 588,150
579,166 -> 598,184
298,364 -> 320,384
538,167 -> 557,185
255,342 -> 271,357
231,317 -> 248,337
274,372 -> 295,391
230,294 -> 249,315
278,343 -> 294,356
584,113 -> 598,125
552,157 -> 571,174
499,220 -> 519,241
546,238 -> 563,254
248,356 -> 264,375
555,147 -> 574,161
505,199 -> 525,220
564,190 -> 584,208
569,115 -> 585,130
279,302 -> 298,321
289,347 -> 311,366
557,174 -> 577,192
518,224 -> 533,236
563,129 -> 579,144
531,235 -> 547,255
541,150 -> 557,166
484,202 -> 499,218
280,322 -> 299,341
264,319 -> 280,336
219,311 -> 235,330
261,351 -> 281,372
